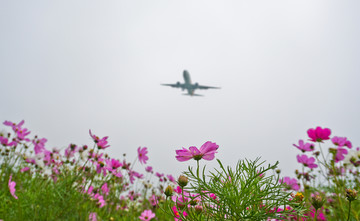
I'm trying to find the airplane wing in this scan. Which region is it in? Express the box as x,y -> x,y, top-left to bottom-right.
161,83 -> 186,89
196,85 -> 221,90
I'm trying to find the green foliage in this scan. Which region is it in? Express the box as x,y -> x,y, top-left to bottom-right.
161,158 -> 306,220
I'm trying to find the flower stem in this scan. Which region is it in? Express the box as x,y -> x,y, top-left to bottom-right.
347,200 -> 351,221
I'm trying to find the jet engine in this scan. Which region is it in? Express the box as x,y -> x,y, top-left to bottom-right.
194,82 -> 199,88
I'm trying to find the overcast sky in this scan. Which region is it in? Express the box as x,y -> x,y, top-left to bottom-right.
1,0 -> 360,179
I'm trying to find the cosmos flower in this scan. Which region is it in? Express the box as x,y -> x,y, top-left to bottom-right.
335,147 -> 348,163
89,212 -> 97,221
307,127 -> 331,142
139,209 -> 156,221
89,130 -> 110,149
332,136 -> 352,149
138,147 -> 149,164
175,141 -> 219,162
293,139 -> 314,152
280,176 -> 300,191
297,154 -> 318,169
8,174 -> 18,199
145,166 -> 153,173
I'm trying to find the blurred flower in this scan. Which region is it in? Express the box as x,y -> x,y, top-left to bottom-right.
345,188 -> 358,202
280,177 -> 300,191
8,174 -> 18,199
0,136 -> 16,146
105,158 -> 122,177
167,174 -> 176,183
89,130 -> 110,149
297,154 -> 318,169
20,167 -> 30,173
293,139 -> 314,152
33,137 -> 47,154
172,206 -> 188,221
88,212 -> 97,221
139,209 -> 155,221
175,141 -> 219,162
335,147 -> 348,163
101,183 -> 109,196
145,166 -> 153,173
307,127 -> 331,142
138,147 -> 149,164
311,194 -> 325,210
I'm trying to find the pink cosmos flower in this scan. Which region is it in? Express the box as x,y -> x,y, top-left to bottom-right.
167,174 -> 176,183
105,158 -> 122,176
89,212 -> 97,221
33,137 -> 47,154
139,209 -> 156,221
297,154 -> 318,169
149,194 -> 158,206
4,120 -> 25,131
20,167 -> 30,173
335,147 -> 348,163
307,127 -> 331,142
64,143 -> 79,158
280,177 -> 300,191
89,130 -> 110,149
332,136 -> 352,149
172,206 -> 188,221
145,166 -> 153,173
8,174 -> 18,199
175,141 -> 219,162
101,183 -> 110,195
293,139 -> 314,152
138,147 -> 149,164
0,136 -> 16,147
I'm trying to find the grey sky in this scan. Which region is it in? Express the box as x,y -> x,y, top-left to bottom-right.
1,0 -> 360,178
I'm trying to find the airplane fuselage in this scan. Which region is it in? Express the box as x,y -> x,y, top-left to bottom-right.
183,70 -> 194,95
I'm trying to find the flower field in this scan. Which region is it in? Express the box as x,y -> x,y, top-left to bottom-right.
1,121 -> 359,220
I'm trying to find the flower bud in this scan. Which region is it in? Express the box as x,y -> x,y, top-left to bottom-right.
275,169 -> 281,174
164,185 -> 173,197
195,205 -> 203,214
345,188 -> 358,202
311,194 -> 324,210
178,175 -> 189,188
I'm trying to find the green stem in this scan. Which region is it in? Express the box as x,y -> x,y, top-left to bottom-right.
347,200 -> 351,221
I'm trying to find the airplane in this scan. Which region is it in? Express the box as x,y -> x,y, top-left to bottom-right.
161,70 -> 220,96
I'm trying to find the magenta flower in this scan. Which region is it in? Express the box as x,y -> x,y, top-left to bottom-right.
105,158 -> 122,175
0,136 -> 16,147
89,212 -> 97,221
20,167 -> 30,173
101,183 -> 110,196
280,177 -> 300,191
167,174 -> 176,183
145,166 -> 153,173
89,130 -> 110,149
335,147 -> 348,163
297,154 -> 318,169
332,136 -> 352,149
175,141 -> 219,162
307,127 -> 331,142
139,209 -> 156,221
138,147 -> 149,164
33,137 -> 47,154
293,139 -> 314,152
8,174 -> 18,199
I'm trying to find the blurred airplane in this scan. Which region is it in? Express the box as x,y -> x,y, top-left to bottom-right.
161,70 -> 220,96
